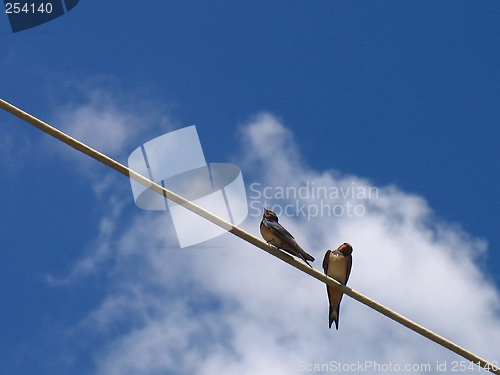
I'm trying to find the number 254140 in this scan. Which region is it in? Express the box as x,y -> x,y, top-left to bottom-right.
5,3 -> 53,14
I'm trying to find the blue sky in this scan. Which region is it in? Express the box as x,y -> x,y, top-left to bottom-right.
1,2 -> 500,374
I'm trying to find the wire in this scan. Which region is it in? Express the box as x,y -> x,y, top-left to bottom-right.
1,98 -> 498,375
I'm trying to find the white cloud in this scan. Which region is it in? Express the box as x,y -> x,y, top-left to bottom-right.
42,87 -> 177,200
52,93 -> 141,157
54,111 -> 500,374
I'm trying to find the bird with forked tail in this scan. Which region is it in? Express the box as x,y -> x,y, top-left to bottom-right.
323,243 -> 353,330
259,208 -> 315,267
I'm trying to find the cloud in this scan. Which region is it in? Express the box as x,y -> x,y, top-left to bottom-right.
43,89 -> 178,284
41,85 -> 178,199
52,89 -> 164,156
53,111 -> 500,374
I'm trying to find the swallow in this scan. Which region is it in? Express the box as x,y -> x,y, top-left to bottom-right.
260,208 -> 315,266
323,243 -> 353,330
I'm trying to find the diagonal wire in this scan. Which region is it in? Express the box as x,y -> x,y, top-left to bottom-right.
1,98 -> 498,375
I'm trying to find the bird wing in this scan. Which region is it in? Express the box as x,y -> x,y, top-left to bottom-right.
264,219 -> 295,239
323,250 -> 331,273
344,254 -> 353,284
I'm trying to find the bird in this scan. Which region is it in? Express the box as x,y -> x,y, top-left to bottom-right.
260,208 -> 315,266
323,243 -> 353,330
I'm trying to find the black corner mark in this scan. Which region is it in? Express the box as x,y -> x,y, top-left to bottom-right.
5,0 -> 64,32
4,0 -> 80,33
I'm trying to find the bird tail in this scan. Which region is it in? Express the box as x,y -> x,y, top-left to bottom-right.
302,256 -> 314,268
300,250 -> 315,267
329,309 -> 339,330
303,251 -> 315,262
282,239 -> 315,266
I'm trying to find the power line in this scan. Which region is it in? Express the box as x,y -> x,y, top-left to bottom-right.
1,98 -> 498,375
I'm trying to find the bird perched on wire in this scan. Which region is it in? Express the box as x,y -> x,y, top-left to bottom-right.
323,243 -> 353,330
260,208 -> 315,267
